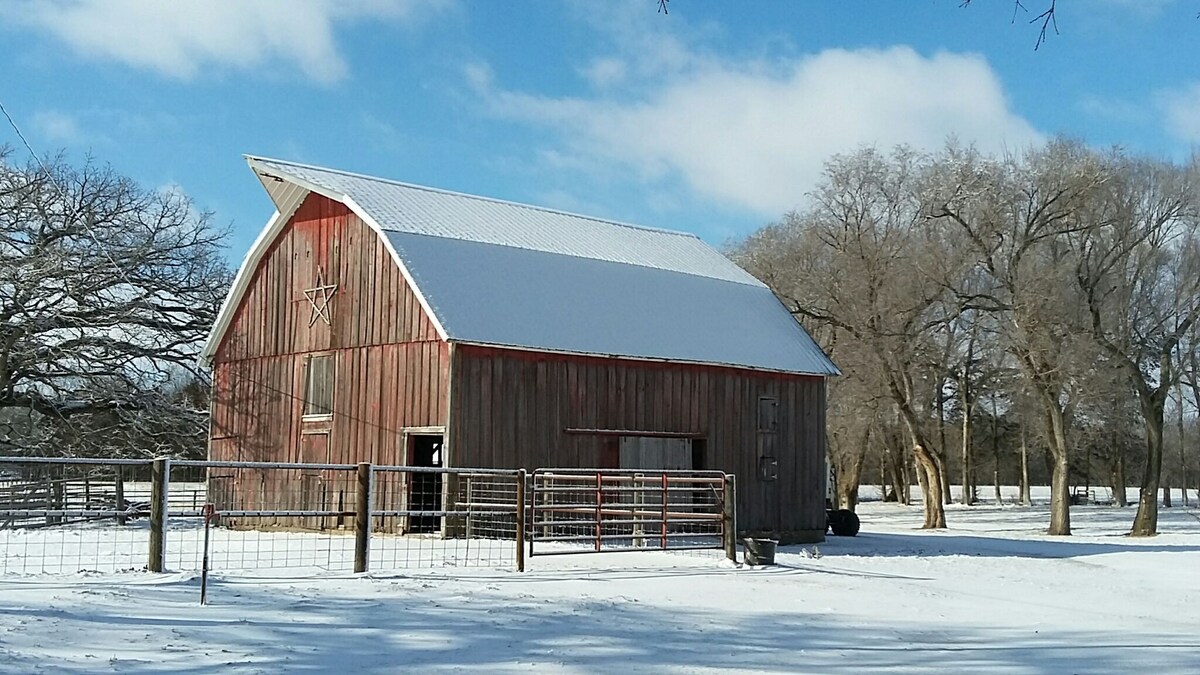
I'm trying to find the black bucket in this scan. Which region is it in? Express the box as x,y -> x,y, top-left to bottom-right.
743,538 -> 778,565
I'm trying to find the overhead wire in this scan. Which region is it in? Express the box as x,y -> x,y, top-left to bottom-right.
0,96 -> 207,451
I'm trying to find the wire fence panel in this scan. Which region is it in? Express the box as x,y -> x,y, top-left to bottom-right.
370,466 -> 522,570
0,457 -> 153,574
529,469 -> 735,561
167,460 -> 361,573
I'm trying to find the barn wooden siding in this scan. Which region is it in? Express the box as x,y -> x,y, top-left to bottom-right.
448,345 -> 828,538
209,194 -> 449,470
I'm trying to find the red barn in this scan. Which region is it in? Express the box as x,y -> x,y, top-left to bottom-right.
201,157 -> 838,541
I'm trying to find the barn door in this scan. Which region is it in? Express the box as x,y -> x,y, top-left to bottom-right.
407,434 -> 443,534
299,432 -> 329,529
618,437 -> 694,470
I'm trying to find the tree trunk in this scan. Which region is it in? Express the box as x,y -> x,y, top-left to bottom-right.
936,449 -> 952,507
1162,484 -> 1172,508
895,396 -> 946,528
1046,403 -> 1072,535
1177,379 -> 1189,508
1190,369 -> 1200,508
938,380 -> 950,503
1111,454 -> 1128,508
992,395 -> 1002,505
960,371 -> 973,505
836,427 -> 869,511
913,443 -> 947,528
1019,425 -> 1032,506
1130,389 -> 1166,537
883,433 -> 906,504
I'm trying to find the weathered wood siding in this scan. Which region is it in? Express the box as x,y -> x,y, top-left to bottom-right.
209,194 -> 449,468
448,345 -> 827,536
209,192 -> 827,536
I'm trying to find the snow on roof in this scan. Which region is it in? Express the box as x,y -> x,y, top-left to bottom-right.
247,156 -> 762,287
387,231 -> 837,374
202,157 -> 838,376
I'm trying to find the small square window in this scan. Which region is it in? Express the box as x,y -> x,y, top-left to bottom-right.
303,354 -> 334,417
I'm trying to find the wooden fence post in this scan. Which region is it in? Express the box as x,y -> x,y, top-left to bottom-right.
515,469 -> 526,573
354,462 -> 372,574
722,474 -> 737,564
148,457 -> 168,572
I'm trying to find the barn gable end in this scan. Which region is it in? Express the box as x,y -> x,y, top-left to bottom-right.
209,193 -> 449,466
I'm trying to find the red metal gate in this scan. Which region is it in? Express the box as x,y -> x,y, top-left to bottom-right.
527,469 -> 735,561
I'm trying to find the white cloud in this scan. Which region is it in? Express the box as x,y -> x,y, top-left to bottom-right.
33,110 -> 84,143
2,0 -> 448,84
478,46 -> 1042,215
581,58 -> 627,88
1158,83 -> 1200,143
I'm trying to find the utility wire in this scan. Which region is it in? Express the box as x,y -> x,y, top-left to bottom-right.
0,96 -> 207,449
0,99 -> 42,164
226,367 -> 412,440
0,95 -> 175,322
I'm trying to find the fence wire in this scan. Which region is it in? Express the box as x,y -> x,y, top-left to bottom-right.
0,458 -> 154,574
371,466 -> 520,570
168,461 -> 361,573
2,458 -> 732,575
1,457 -> 527,575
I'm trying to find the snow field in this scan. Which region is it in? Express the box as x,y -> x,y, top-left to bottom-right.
1,500 -> 1197,673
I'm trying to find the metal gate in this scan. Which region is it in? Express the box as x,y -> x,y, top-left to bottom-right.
527,469 -> 735,561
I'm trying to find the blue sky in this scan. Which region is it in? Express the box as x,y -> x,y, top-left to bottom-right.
1,0 -> 1197,260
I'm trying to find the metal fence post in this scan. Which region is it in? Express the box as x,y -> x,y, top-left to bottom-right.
515,469 -> 526,572
354,462 -> 372,573
114,466 -> 126,526
149,457 -> 169,572
50,475 -> 64,525
722,473 -> 737,564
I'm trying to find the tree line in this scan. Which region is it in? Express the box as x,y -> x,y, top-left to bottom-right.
730,139 -> 1200,537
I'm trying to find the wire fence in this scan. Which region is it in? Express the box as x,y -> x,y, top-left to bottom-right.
0,457 -> 151,574
1,457 -> 735,576
168,460 -> 363,573
372,466 -> 523,569
0,457 -> 527,575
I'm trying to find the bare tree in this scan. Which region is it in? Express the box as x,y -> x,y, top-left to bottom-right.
928,140 -> 1108,535
961,0 -> 1059,50
0,150 -> 229,458
734,147 -> 957,528
1072,153 -> 1200,535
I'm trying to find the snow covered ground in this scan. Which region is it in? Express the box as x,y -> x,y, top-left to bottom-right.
1,500 -> 1197,674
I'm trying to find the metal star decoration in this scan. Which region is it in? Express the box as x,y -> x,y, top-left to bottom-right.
303,266 -> 338,327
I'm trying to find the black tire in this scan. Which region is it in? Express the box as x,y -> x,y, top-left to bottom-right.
829,509 -> 860,537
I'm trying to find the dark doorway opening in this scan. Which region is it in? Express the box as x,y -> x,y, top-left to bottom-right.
407,434 -> 443,534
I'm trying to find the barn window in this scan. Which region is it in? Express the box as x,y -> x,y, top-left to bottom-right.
303,354 -> 335,417
757,397 -> 778,432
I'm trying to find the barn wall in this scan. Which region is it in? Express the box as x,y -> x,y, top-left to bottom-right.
448,345 -> 827,539
209,194 -> 449,467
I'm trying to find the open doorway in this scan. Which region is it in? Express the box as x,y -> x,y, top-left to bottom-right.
407,434 -> 443,534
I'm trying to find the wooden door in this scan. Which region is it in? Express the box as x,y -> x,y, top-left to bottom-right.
299,433 -> 329,528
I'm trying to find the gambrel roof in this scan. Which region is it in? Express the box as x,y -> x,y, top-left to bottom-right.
201,157 -> 839,376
